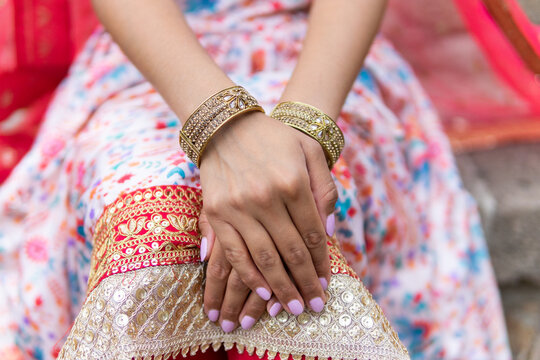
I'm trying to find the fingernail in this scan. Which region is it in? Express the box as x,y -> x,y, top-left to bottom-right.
256,287 -> 271,301
208,309 -> 219,322
221,320 -> 235,333
319,277 -> 328,291
200,236 -> 207,262
287,300 -> 304,316
240,316 -> 256,330
309,297 -> 325,313
269,302 -> 282,317
326,213 -> 335,237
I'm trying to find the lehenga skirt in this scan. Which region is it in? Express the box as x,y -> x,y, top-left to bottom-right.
0,2 -> 511,359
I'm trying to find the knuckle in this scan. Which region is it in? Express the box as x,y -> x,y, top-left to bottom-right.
227,190 -> 246,210
278,174 -> 304,199
204,197 -> 224,217
242,271 -> 260,288
229,273 -> 248,292
206,261 -> 230,281
249,188 -> 274,208
321,182 -> 339,208
297,279 -> 320,294
303,231 -> 326,249
203,293 -> 222,308
273,283 -> 297,300
284,246 -> 309,266
253,249 -> 278,270
221,304 -> 239,320
223,246 -> 248,265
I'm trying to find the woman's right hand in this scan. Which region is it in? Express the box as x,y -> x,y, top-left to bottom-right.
199,110 -> 338,325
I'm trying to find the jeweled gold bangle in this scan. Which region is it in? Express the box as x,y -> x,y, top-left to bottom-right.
271,101 -> 345,168
179,86 -> 264,167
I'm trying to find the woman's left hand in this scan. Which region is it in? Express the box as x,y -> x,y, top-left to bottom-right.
198,209 -> 287,331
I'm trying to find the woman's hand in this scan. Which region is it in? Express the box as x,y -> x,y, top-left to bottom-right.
199,111 -> 338,330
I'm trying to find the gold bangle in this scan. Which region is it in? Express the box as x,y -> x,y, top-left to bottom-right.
179,86 -> 264,167
271,101 -> 345,168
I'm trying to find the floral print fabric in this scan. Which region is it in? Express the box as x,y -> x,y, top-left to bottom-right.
0,0 -> 511,359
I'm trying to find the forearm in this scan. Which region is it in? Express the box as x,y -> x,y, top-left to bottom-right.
281,0 -> 387,119
91,0 -> 234,121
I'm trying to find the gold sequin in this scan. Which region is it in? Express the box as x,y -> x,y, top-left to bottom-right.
59,186 -> 409,360
58,265 -> 409,360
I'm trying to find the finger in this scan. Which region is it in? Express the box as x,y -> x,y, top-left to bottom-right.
238,291 -> 268,330
283,164 -> 330,295
302,137 -> 339,237
302,138 -> 339,290
198,208 -> 216,261
204,240 -> 231,322
259,197 -> 326,313
220,215 -> 305,315
219,269 -> 251,333
266,296 -> 283,317
210,219 -> 273,302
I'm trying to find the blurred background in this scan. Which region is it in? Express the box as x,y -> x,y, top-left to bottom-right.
383,1 -> 540,358
1,0 -> 539,358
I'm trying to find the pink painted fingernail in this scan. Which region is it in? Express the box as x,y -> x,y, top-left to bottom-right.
319,277 -> 328,291
309,297 -> 325,313
269,302 -> 282,317
200,236 -> 207,262
240,316 -> 256,330
221,320 -> 235,333
287,300 -> 304,316
208,309 -> 219,322
326,213 -> 335,237
256,287 -> 271,301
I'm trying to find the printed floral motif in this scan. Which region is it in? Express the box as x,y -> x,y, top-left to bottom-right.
0,1 -> 510,359
24,237 -> 49,263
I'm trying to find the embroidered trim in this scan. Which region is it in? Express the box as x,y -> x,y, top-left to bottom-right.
63,187 -> 410,360
87,186 -> 203,293
58,264 -> 410,360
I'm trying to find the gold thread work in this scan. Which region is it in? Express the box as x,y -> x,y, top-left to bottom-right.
58,186 -> 409,360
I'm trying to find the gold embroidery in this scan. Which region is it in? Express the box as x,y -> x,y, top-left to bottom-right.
58,264 -> 409,360
87,186 -> 203,293
61,187 -> 410,359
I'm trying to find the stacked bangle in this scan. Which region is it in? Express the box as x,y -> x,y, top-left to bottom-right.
179,86 -> 264,167
271,101 -> 345,168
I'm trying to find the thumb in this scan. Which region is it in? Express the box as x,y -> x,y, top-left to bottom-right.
303,141 -> 339,238
198,207 -> 216,262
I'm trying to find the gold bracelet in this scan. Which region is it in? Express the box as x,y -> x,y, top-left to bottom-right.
271,101 -> 345,168
179,86 -> 264,167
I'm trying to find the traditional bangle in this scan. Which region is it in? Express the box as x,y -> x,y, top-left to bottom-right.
271,101 -> 345,168
179,86 -> 265,167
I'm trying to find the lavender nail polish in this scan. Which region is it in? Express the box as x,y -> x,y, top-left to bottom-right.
268,302 -> 283,317
287,300 -> 304,316
200,236 -> 207,262
208,309 -> 219,322
319,277 -> 328,291
240,316 -> 256,330
326,213 -> 335,237
256,287 -> 271,301
221,320 -> 235,333
309,297 -> 325,313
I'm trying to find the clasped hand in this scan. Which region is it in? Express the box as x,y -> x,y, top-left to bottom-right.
198,111 -> 338,333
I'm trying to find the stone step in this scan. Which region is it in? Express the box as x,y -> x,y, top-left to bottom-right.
501,285 -> 540,360
456,143 -> 540,286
